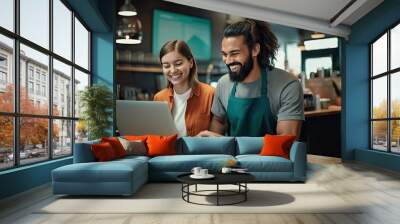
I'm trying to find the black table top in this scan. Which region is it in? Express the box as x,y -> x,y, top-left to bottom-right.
177,172 -> 255,185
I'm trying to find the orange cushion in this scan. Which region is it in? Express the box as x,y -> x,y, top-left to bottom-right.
124,135 -> 148,141
101,137 -> 127,158
260,134 -> 296,159
146,134 -> 177,157
91,142 -> 117,161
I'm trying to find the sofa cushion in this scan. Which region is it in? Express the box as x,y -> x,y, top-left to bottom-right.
101,137 -> 127,158
260,135 -> 296,159
236,137 -> 263,155
147,134 -> 178,157
52,159 -> 147,183
91,142 -> 118,161
236,155 -> 293,172
148,154 -> 235,172
73,140 -> 101,163
118,137 -> 147,156
178,137 -> 235,155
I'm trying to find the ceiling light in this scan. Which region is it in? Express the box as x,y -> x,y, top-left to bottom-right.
116,17 -> 142,44
118,0 -> 137,16
311,32 -> 326,39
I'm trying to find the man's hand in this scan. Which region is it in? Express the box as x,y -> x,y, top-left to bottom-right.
197,115 -> 226,137
197,130 -> 223,137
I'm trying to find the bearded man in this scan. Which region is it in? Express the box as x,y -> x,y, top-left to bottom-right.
198,19 -> 304,138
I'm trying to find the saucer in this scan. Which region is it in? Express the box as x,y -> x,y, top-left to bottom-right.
190,174 -> 215,179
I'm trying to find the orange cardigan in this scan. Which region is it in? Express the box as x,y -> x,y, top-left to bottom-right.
153,81 -> 215,136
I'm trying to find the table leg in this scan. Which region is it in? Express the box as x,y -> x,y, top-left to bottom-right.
217,184 -> 219,206
245,183 -> 247,201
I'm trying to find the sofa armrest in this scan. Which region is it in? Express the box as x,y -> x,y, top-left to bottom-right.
73,140 -> 100,163
289,141 -> 307,181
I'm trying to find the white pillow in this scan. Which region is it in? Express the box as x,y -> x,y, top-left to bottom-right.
118,137 -> 147,156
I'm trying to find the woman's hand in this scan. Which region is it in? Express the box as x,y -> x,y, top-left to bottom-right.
196,130 -> 223,137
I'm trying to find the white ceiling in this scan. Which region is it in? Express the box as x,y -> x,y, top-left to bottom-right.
163,0 -> 384,38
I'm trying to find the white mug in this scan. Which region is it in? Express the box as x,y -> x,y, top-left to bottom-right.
221,167 -> 232,174
191,167 -> 202,176
200,169 -> 208,176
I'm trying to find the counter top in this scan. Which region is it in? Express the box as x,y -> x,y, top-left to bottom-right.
305,106 -> 341,118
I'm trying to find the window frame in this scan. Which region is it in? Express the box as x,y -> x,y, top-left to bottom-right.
370,19 -> 400,154
0,0 -> 92,171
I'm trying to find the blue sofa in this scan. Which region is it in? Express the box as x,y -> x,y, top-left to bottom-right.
52,137 -> 307,196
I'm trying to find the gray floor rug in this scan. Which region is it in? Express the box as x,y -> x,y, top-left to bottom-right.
37,183 -> 362,214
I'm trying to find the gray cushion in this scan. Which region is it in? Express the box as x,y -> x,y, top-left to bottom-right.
118,137 -> 147,156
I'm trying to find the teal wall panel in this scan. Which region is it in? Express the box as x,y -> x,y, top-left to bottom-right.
344,0 -> 400,172
0,158 -> 72,199
152,9 -> 212,61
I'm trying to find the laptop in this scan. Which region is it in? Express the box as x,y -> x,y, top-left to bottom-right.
116,100 -> 178,136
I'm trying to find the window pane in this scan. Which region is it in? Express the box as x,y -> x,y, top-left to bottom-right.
391,24 -> 400,70
0,0 -> 14,31
0,116 -> 14,170
20,44 -> 49,115
372,33 -> 387,76
304,37 -> 338,50
20,117 -> 49,165
20,0 -> 49,49
372,77 -> 387,119
74,69 -> 89,118
75,18 -> 89,70
372,121 -> 388,151
0,34 -> 14,112
391,120 -> 400,153
391,72 -> 400,118
75,120 -> 88,143
53,59 -> 72,117
53,119 -> 72,158
53,0 -> 72,60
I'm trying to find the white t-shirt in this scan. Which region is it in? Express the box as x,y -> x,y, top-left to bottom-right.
173,88 -> 192,137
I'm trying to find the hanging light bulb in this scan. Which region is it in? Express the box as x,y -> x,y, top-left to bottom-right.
311,32 -> 326,39
118,0 -> 137,16
116,17 -> 143,44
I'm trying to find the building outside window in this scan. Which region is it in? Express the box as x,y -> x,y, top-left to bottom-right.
0,0 -> 91,170
35,83 -> 40,95
42,85 -> 46,97
28,81 -> 34,94
28,66 -> 34,80
0,71 -> 7,90
370,22 -> 400,154
0,54 -> 7,89
41,73 -> 46,83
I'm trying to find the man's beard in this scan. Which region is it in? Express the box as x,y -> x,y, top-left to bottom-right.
227,56 -> 253,82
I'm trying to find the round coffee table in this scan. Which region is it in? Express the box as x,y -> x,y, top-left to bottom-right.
177,172 -> 255,206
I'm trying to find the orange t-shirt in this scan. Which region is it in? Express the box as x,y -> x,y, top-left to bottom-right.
154,81 -> 214,136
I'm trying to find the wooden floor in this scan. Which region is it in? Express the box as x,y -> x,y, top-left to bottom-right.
1,155 -> 400,224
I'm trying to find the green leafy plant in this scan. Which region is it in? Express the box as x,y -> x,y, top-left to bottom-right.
79,84 -> 113,140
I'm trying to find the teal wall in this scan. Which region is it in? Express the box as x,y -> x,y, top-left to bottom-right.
0,0 -> 116,200
0,158 -> 72,199
344,0 -> 400,171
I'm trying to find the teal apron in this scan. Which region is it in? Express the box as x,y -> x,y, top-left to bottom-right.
227,69 -> 276,136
